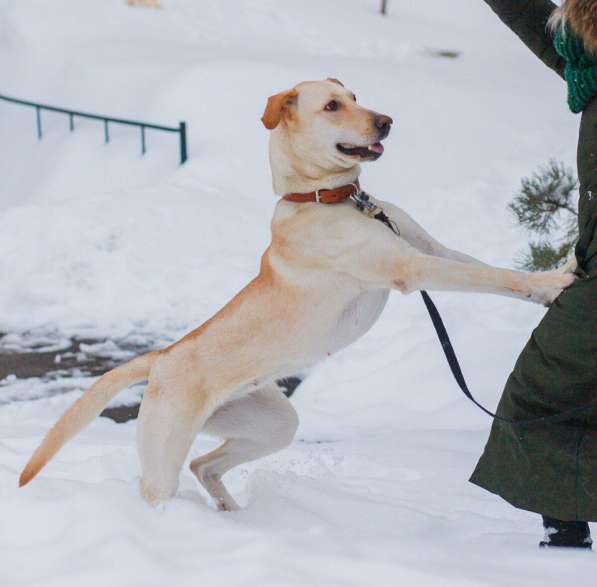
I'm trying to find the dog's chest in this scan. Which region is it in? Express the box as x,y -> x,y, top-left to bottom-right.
327,288 -> 390,352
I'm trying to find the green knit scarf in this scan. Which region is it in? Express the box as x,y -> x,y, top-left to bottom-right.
554,26 -> 597,113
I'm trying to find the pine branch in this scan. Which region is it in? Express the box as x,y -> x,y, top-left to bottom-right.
518,240 -> 575,272
510,160 -> 579,272
509,159 -> 578,235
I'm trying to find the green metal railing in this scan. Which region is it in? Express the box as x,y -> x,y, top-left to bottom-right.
0,93 -> 188,165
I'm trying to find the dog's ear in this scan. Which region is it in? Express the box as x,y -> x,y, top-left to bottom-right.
261,89 -> 298,130
327,77 -> 344,87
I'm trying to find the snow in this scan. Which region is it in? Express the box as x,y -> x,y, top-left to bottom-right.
0,0 -> 593,585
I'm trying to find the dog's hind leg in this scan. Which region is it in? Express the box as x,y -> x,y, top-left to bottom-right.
137,381 -> 214,505
190,383 -> 299,511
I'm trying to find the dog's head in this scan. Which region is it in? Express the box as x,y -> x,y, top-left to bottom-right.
261,79 -> 393,177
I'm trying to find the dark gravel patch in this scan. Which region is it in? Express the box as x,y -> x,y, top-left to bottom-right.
0,334 -> 304,423
0,338 -> 120,381
0,335 -> 151,422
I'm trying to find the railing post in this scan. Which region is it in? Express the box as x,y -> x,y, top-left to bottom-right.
179,121 -> 187,165
69,113 -> 74,132
104,119 -> 110,143
140,125 -> 146,156
35,106 -> 42,139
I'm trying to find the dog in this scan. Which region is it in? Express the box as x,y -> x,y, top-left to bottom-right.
19,79 -> 576,511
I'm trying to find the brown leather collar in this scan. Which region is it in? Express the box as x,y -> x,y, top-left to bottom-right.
283,181 -> 360,204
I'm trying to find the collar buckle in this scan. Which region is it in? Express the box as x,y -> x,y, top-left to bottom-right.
350,187 -> 380,216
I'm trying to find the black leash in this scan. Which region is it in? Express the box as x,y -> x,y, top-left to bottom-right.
353,190 -> 596,428
419,290 -> 596,427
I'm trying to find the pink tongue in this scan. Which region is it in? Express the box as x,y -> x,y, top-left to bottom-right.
370,142 -> 384,154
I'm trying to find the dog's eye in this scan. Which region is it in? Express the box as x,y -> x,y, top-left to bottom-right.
324,100 -> 339,112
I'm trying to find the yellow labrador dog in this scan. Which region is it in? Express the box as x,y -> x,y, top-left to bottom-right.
19,79 -> 575,511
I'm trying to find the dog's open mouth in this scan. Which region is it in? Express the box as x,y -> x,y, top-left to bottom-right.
336,142 -> 384,161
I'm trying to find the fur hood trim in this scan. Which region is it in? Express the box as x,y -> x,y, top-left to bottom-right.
549,0 -> 597,54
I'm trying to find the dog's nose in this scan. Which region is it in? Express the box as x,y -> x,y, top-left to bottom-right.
375,114 -> 393,139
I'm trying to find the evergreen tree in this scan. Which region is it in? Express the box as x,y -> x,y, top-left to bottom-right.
510,160 -> 578,271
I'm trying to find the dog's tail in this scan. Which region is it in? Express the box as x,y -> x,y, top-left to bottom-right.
19,351 -> 158,487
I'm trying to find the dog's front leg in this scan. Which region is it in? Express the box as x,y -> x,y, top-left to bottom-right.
378,201 -> 581,285
336,216 -> 575,306
393,252 -> 576,306
379,201 -> 488,266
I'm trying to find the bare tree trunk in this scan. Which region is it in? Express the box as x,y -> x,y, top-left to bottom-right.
380,0 -> 388,15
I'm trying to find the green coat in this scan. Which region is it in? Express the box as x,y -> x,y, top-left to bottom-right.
470,0 -> 597,521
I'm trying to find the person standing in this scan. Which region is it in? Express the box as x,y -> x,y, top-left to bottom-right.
470,0 -> 597,549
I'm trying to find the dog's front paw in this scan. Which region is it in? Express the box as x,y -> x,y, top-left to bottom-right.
527,270 -> 577,306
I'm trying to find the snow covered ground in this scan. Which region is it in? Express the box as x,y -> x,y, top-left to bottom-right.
0,1 -> 593,585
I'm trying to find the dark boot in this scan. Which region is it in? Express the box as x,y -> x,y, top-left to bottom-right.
540,515 -> 593,550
